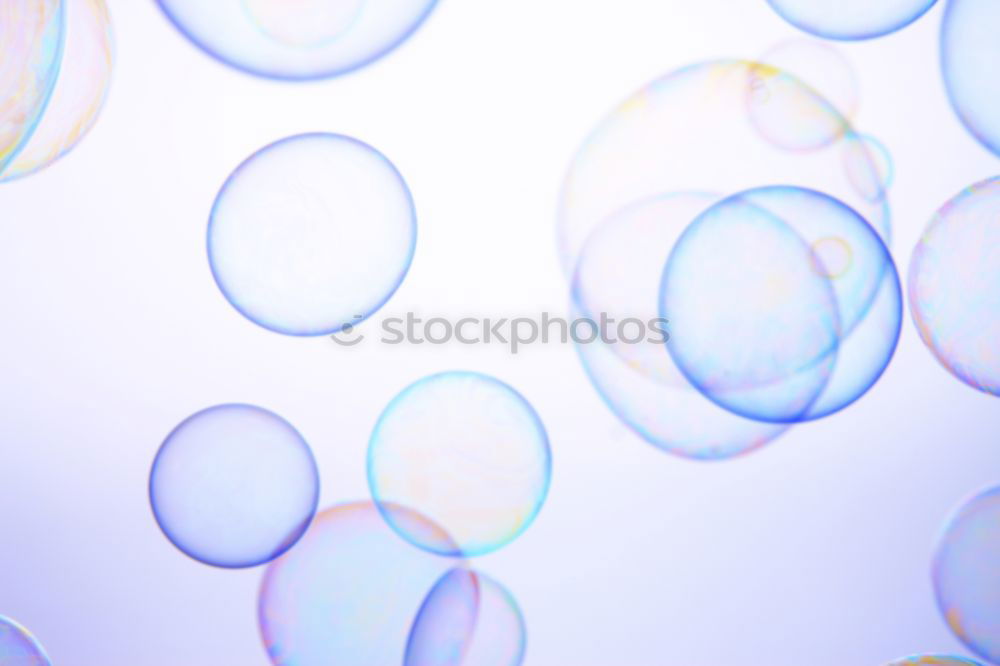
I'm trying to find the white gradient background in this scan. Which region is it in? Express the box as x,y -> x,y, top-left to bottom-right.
1,1 -> 998,665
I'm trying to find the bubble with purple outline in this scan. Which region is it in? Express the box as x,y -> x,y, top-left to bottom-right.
150,403 -> 319,568
0,616 -> 52,666
942,0 -> 1000,157
208,133 -> 416,337
765,0 -> 937,40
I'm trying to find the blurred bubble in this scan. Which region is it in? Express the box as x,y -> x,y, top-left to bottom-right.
1,0 -> 113,181
934,486 -> 1000,664
149,403 -> 319,569
942,0 -> 1000,157
368,371 -> 551,557
259,502 -> 465,666
758,39 -> 860,122
156,0 -> 438,80
406,568 -> 526,666
765,0 -> 937,40
661,186 -> 902,423
0,0 -> 65,174
558,60 -> 890,277
885,657 -> 984,666
909,176 -> 1000,396
0,616 -> 51,666
208,133 -> 416,337
843,134 -> 895,204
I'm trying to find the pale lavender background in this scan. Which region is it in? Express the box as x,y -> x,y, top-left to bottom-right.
1,1 -> 998,665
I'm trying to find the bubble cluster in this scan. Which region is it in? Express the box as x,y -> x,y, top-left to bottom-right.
368,372 -> 551,557
885,658 -> 984,666
258,502 -> 464,666
662,186 -> 901,424
909,177 -> 1000,396
765,0 -> 938,40
942,0 -> 1000,157
0,0 -> 64,175
1,0 -> 113,182
208,133 -> 416,337
0,616 -> 51,666
934,486 -> 1000,664
406,569 -> 526,666
149,404 -> 319,569
156,0 -> 438,80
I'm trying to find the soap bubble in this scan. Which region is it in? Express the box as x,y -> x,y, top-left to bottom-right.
0,616 -> 51,666
208,133 -> 416,337
934,485 -> 1000,664
1,0 -> 113,181
758,39 -> 860,123
368,371 -> 551,557
765,0 -> 937,40
942,0 -> 1000,157
149,404 -> 319,569
406,569 -> 526,666
843,134 -> 895,204
558,60 -> 890,277
259,502 -> 465,666
885,657 -> 984,666
909,176 -> 1000,396
661,186 -> 902,423
156,0 -> 439,80
0,0 -> 65,174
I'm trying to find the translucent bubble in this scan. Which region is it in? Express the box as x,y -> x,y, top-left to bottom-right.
843,134 -> 895,204
368,372 -> 551,557
1,0 -> 113,181
259,502 -> 465,666
765,0 -> 937,40
208,133 -> 416,337
558,60 -> 890,277
149,404 -> 319,569
942,0 -> 1000,157
0,616 -> 51,666
909,177 -> 1000,396
758,39 -> 860,123
156,0 -> 438,80
661,186 -> 902,424
0,0 -> 65,174
934,486 -> 1000,664
406,569 -> 527,666
885,657 -> 984,666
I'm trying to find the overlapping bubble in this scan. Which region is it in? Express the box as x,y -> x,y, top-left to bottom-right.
208,133 -> 416,337
156,0 -> 438,80
909,177 -> 1000,396
934,486 -> 1000,664
571,192 -> 790,460
258,502 -> 465,666
765,0 -> 938,40
942,0 -> 1000,157
368,371 -> 551,557
0,616 -> 51,666
1,0 -> 113,182
758,39 -> 860,124
406,568 -> 526,666
885,657 -> 984,666
149,404 -> 319,569
0,0 -> 64,174
662,186 -> 902,424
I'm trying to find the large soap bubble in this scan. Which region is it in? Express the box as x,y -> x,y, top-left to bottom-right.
1,0 -> 113,181
885,658 -> 984,666
149,404 -> 319,569
156,0 -> 438,80
909,177 -> 1000,396
0,0 -> 65,174
558,60 -> 890,277
662,186 -> 902,424
765,0 -> 938,40
406,568 -> 526,666
208,133 -> 416,337
0,616 -> 52,666
368,371 -> 551,557
259,502 -> 465,666
571,192 -> 790,460
942,0 -> 1000,157
934,486 -> 1000,664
